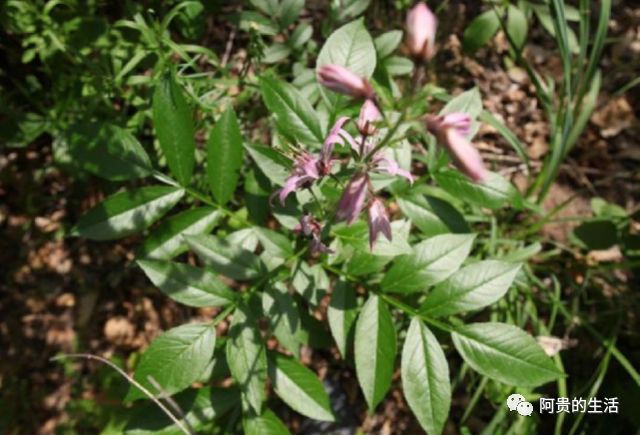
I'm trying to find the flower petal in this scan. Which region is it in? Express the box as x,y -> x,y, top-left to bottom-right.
336,173 -> 369,224
372,154 -> 414,183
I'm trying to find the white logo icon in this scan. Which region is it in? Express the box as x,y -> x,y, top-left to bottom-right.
507,393 -> 533,416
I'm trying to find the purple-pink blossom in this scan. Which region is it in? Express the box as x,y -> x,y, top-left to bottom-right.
317,65 -> 374,99
441,112 -> 472,136
276,152 -> 322,204
406,2 -> 437,61
368,197 -> 392,249
336,172 -> 369,224
357,99 -> 382,136
371,153 -> 414,183
323,116 -> 359,163
426,113 -> 488,183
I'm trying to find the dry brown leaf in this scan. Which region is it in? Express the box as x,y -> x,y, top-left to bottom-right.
591,96 -> 635,138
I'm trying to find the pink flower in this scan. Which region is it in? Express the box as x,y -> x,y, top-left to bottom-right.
426,113 -> 488,182
441,112 -> 472,136
277,152 -> 322,204
357,99 -> 382,136
371,153 -> 414,183
368,197 -> 392,249
336,172 -> 369,224
333,114 -> 415,184
317,65 -> 374,99
294,215 -> 333,254
322,116 -> 359,164
295,214 -> 321,237
406,2 -> 437,61
276,118 -> 350,204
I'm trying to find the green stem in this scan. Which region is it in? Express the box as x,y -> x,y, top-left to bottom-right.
379,293 -> 454,333
153,171 -> 250,226
212,304 -> 235,326
364,110 -> 407,162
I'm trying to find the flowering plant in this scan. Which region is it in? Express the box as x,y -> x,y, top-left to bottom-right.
64,2 -> 566,434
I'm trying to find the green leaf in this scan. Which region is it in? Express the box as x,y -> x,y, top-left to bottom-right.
67,122 -> 152,180
153,71 -> 195,186
398,194 -> 469,236
451,322 -> 564,387
238,11 -> 279,35
316,19 -> 376,109
507,5 -> 528,50
420,261 -> 521,317
268,352 -> 335,421
228,228 -> 260,251
245,143 -> 292,186
440,87 -> 483,138
185,234 -> 264,280
207,108 -> 244,205
463,9 -> 501,53
533,7 -> 580,54
290,23 -> 313,48
125,387 -> 239,435
354,295 -> 396,410
371,219 -> 413,257
333,220 -> 412,257
591,197 -> 627,219
327,280 -> 358,358
243,409 -> 290,435
479,110 -> 529,164
137,259 -> 236,307
245,167 -> 271,225
127,323 -> 216,401
263,43 -> 292,63
278,0 -> 304,28
382,234 -> 476,294
344,251 -> 391,276
572,220 -> 618,250
249,0 -> 279,17
254,227 -> 294,258
567,71 -> 601,152
434,170 -> 523,210
263,284 -> 301,356
138,208 -> 221,260
259,76 -> 324,147
297,307 -> 333,349
374,30 -> 403,58
227,304 -> 268,413
441,87 -> 483,119
71,186 -> 184,241
291,261 -> 329,307
384,56 -> 414,76
401,318 -> 450,435
336,0 -> 371,21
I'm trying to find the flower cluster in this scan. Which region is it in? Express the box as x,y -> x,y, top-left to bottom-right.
277,2 -> 487,253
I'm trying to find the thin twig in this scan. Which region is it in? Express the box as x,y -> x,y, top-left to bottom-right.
147,376 -> 196,435
221,27 -> 236,67
51,353 -> 192,435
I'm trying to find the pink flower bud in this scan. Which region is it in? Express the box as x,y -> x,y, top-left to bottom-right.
336,173 -> 369,224
442,112 -> 472,137
317,65 -> 374,99
357,99 -> 382,136
368,197 -> 392,249
405,2 -> 437,61
426,114 -> 488,183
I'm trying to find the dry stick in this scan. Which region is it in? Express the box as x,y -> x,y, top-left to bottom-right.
221,27 -> 236,67
51,353 -> 192,435
147,376 -> 195,435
